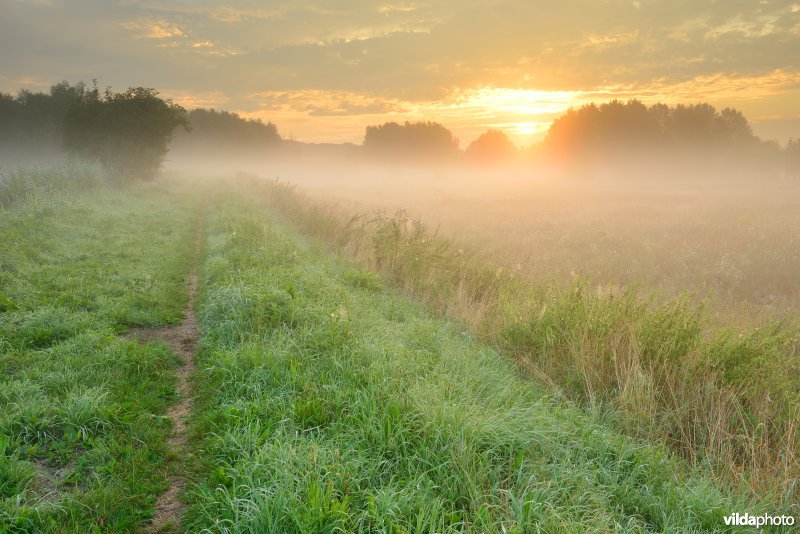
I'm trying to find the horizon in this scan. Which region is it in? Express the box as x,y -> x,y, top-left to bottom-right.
2,1 -> 799,147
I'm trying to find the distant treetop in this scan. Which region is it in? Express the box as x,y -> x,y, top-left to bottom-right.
363,121 -> 459,159
466,129 -> 517,162
181,108 -> 282,146
544,99 -> 764,162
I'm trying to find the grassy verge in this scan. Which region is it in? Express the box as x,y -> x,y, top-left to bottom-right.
0,177 -> 197,531
0,161 -> 106,208
186,188 -> 759,532
240,176 -> 798,508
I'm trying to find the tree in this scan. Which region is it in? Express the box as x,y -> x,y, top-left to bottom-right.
466,129 -> 517,162
363,121 -> 459,160
63,86 -> 188,179
171,108 -> 282,156
544,99 -> 761,164
0,81 -> 90,156
185,109 -> 280,145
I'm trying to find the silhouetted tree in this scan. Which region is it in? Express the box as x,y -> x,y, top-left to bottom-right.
466,129 -> 517,162
545,99 -> 761,163
0,81 -> 91,157
178,108 -> 281,148
363,121 -> 459,160
63,87 -> 188,179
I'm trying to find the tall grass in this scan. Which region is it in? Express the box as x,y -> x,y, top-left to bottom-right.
186,191 -> 752,531
0,179 -> 198,531
0,160 -> 105,208
248,176 -> 799,508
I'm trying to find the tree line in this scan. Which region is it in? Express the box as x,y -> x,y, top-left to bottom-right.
170,108 -> 282,153
1,82 -> 188,179
543,99 -> 792,172
1,82 -> 799,176
361,100 -> 799,174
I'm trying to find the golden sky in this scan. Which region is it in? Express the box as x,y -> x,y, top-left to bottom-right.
2,0 -> 799,146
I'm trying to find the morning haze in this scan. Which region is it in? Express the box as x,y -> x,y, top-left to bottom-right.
2,0 -> 800,144
1,1 -> 799,532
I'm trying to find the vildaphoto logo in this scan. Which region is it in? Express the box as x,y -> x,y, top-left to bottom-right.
723,512 -> 795,528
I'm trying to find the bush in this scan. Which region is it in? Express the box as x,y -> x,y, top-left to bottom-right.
63,86 -> 188,180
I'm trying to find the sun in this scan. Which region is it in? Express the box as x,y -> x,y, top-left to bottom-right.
439,86 -> 581,144
515,122 -> 539,136
460,87 -> 580,116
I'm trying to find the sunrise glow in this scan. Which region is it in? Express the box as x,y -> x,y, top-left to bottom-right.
2,1 -> 799,145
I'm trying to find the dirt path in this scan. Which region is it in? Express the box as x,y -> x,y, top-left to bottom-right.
129,211 -> 204,533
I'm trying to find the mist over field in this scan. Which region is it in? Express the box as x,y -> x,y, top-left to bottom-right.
2,0 -> 800,531
164,139 -> 800,324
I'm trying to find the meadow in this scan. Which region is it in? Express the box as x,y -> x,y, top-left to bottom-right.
243,168 -> 800,509
0,167 -> 198,530
0,165 -> 795,531
271,163 -> 800,323
185,185 -> 752,531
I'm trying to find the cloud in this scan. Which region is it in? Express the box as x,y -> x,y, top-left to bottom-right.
3,0 -> 800,143
161,89 -> 231,109
10,0 -> 57,6
120,18 -> 186,39
247,89 -> 407,116
704,15 -> 780,40
378,3 -> 417,15
7,75 -> 52,88
589,69 -> 800,103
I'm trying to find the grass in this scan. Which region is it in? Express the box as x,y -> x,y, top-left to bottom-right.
2,168 -> 793,530
184,188 -> 765,532
0,161 -> 105,208
243,176 -> 799,510
0,175 -> 197,531
277,168 -> 800,322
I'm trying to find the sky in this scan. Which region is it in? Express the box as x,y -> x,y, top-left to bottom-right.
1,0 -> 799,147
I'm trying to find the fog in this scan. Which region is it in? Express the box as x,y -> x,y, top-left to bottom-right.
165,148 -> 800,325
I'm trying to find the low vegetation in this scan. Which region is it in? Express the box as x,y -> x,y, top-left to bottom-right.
185,187 -> 754,531
248,177 -> 799,508
1,166 -> 794,530
0,176 -> 197,530
0,161 -> 105,208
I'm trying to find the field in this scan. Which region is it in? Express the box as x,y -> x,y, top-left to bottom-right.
269,164 -> 800,323
0,176 -> 196,530
0,167 -> 795,531
237,166 -> 800,507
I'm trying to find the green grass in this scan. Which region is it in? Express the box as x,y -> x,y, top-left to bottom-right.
251,178 -> 799,507
0,161 -> 105,209
185,190 -> 760,532
0,178 -> 197,531
2,172 -> 788,531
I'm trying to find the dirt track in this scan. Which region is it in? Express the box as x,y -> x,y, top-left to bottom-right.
129,211 -> 204,533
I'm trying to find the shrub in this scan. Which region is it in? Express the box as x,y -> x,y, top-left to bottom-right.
63,86 -> 188,180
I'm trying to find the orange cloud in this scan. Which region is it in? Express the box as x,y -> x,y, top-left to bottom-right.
592,69 -> 800,103
120,18 -> 185,39
378,3 -> 417,15
235,70 -> 800,146
162,90 -> 231,109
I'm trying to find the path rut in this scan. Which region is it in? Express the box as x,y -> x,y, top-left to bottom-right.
129,211 -> 204,533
